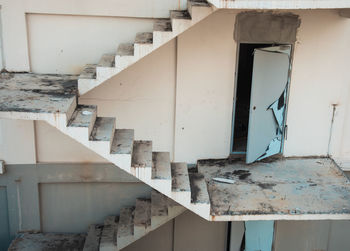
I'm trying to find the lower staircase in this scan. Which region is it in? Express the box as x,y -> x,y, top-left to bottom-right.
83,190 -> 185,251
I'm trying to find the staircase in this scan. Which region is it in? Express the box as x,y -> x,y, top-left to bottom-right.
83,189 -> 185,251
78,0 -> 215,95
46,103 -> 211,220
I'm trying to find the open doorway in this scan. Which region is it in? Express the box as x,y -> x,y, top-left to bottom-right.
231,43 -> 291,163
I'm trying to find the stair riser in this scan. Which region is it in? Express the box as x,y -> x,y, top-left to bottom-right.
131,166 -> 152,181
134,226 -> 150,240
96,67 -> 119,81
187,4 -> 213,22
118,236 -> 135,250
153,31 -> 174,49
134,43 -> 154,59
114,55 -> 135,72
171,19 -> 192,35
78,79 -> 99,96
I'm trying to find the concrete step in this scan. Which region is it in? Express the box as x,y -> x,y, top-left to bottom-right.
98,54 -> 116,67
83,224 -> 103,251
115,43 -> 136,73
79,64 -> 97,80
68,104 -> 97,127
187,0 -> 213,22
134,32 -> 154,58
100,222 -> 118,251
170,10 -> 191,19
188,173 -> 210,219
89,117 -> 116,151
96,54 -> 118,80
152,152 -> 171,180
171,162 -> 191,205
135,32 -> 153,44
170,10 -> 193,34
153,19 -> 172,32
117,43 -> 134,56
189,173 -> 210,204
110,129 -> 134,155
131,140 -> 152,180
134,198 -> 151,239
151,190 -> 169,229
153,19 -> 174,48
67,105 -> 97,138
117,207 -> 135,250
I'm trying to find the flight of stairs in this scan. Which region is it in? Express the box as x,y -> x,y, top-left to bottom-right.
78,0 -> 215,95
83,190 -> 185,251
47,103 -> 211,221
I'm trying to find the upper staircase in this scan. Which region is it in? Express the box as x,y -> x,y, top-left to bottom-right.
78,0 -> 215,95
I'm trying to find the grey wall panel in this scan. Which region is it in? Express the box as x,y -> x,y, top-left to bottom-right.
39,182 -> 151,233
274,220 -> 331,251
0,186 -> 11,251
328,221 -> 350,251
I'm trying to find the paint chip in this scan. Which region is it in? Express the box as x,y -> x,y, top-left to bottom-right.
0,160 -> 5,175
82,111 -> 92,116
212,177 -> 235,184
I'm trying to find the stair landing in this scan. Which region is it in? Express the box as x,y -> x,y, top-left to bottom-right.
198,157 -> 350,221
0,73 -> 77,120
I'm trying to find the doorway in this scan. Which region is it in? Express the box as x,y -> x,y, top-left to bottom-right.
231,43 -> 291,163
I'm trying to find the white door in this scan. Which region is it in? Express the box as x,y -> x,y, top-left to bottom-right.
246,45 -> 291,164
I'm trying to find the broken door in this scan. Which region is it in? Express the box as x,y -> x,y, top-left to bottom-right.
246,45 -> 291,164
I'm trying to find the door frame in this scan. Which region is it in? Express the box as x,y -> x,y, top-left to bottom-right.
230,42 -> 294,157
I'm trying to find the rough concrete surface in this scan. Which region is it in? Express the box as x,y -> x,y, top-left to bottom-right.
8,232 -> 85,251
234,11 -> 301,43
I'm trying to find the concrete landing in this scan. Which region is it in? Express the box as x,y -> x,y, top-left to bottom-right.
8,232 -> 86,251
0,73 -> 77,120
197,157 -> 350,221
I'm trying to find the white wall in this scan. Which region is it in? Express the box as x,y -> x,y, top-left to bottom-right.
174,10 -> 237,163
27,14 -> 154,74
3,9 -> 350,166
284,10 -> 350,159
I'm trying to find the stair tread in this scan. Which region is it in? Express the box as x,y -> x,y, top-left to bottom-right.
111,129 -> 134,155
100,224 -> 118,249
90,117 -> 116,141
170,10 -> 191,20
153,19 -> 172,32
117,207 -> 135,238
134,198 -> 151,228
117,43 -> 134,56
171,162 -> 190,192
68,105 -> 97,127
152,152 -> 171,180
131,141 -> 152,168
189,173 -> 210,204
83,224 -> 103,251
135,32 -> 153,44
98,54 -> 115,67
151,190 -> 168,217
79,64 -> 97,79
189,0 -> 210,7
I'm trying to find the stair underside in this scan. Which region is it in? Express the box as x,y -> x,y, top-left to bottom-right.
2,73 -> 350,222
207,0 -> 350,9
